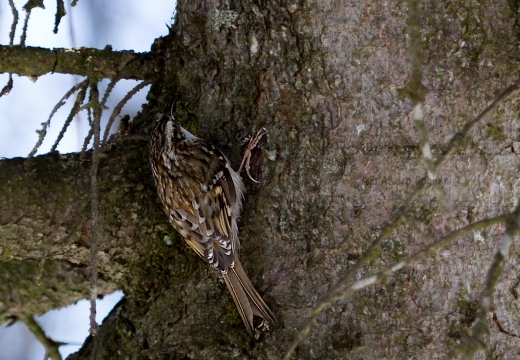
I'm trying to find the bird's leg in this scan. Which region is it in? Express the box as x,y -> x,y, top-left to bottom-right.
238,127 -> 267,183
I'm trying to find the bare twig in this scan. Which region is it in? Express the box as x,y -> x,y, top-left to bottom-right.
20,10 -> 31,47
436,80 -> 520,170
50,82 -> 88,152
102,81 -> 149,144
349,215 -> 507,294
21,0 -> 45,46
81,109 -> 94,157
383,215 -> 508,284
88,81 -> 102,335
453,203 -> 520,359
0,75 -> 14,97
28,79 -> 89,157
54,0 -> 67,34
100,79 -> 119,109
413,103 -> 436,179
283,220 -> 401,360
7,0 -> 18,46
19,314 -> 65,360
407,0 -> 435,180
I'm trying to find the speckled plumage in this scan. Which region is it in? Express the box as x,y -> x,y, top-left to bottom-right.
149,114 -> 275,337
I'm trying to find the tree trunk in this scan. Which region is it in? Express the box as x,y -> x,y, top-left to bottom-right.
2,0 -> 520,359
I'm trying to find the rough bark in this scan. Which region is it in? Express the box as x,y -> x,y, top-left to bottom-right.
2,0 -> 520,359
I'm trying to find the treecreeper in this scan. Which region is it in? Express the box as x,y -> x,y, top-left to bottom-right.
149,114 -> 275,337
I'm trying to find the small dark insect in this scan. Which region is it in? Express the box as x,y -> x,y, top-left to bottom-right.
149,114 -> 275,337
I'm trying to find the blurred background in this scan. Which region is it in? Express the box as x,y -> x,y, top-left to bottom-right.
0,1 -> 176,358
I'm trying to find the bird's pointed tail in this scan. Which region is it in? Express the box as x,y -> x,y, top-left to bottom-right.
222,258 -> 276,337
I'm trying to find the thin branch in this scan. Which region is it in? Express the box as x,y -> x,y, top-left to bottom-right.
50,83 -> 88,152
453,203 -> 520,359
384,215 -> 509,280
53,0 -> 67,34
435,80 -> 520,171
413,103 -> 436,179
88,81 -> 102,335
0,75 -> 14,97
408,0 -> 437,192
21,0 -> 45,46
19,314 -> 64,360
102,81 -> 150,144
28,79 -> 89,157
81,109 -> 94,157
100,78 -> 119,108
20,10 -> 30,48
7,0 -> 18,46
355,216 -> 507,293
283,220 -> 401,360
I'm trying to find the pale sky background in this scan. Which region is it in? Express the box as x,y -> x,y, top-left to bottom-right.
0,1 -> 176,358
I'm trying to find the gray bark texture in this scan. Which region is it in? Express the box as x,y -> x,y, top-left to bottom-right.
2,0 -> 520,359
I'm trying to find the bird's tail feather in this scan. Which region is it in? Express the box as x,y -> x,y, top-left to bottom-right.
222,258 -> 275,337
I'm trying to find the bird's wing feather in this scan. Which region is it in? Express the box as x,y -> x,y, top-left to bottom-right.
167,142 -> 238,271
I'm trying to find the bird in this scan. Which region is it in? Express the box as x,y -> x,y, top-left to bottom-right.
149,113 -> 275,337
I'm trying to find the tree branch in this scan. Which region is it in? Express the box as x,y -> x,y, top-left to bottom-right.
0,45 -> 161,80
0,140 -> 161,320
